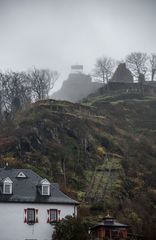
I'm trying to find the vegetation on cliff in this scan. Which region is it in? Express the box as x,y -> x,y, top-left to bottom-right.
0,94 -> 156,239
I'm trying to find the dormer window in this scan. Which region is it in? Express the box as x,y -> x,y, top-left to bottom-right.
42,185 -> 49,195
40,179 -> 50,196
3,177 -> 13,194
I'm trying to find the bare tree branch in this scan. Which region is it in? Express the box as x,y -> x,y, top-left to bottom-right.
93,57 -> 116,84
28,68 -> 59,101
149,53 -> 156,81
126,52 -> 148,81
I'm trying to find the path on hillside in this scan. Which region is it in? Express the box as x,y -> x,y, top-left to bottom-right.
85,154 -> 122,203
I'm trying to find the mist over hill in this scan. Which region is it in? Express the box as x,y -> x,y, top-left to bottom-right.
52,66 -> 102,102
1,0 -> 156,238
1,57 -> 156,240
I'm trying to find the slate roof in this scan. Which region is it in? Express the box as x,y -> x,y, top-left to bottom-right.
91,221 -> 129,229
91,216 -> 128,229
0,168 -> 78,205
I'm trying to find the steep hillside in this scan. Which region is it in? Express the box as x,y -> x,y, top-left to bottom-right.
0,96 -> 156,238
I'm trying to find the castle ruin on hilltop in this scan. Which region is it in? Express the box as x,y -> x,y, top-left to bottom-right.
103,63 -> 156,96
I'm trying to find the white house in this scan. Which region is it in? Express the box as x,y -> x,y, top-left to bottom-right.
0,167 -> 78,240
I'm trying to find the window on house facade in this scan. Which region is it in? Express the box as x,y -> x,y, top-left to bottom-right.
24,209 -> 38,224
27,208 -> 36,224
3,177 -> 13,194
40,179 -> 50,196
42,185 -> 50,195
4,183 -> 12,194
50,209 -> 58,223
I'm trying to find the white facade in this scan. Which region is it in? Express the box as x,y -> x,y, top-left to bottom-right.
0,202 -> 77,240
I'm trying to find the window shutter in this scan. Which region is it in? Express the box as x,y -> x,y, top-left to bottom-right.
24,209 -> 27,223
57,210 -> 61,222
47,209 -> 50,223
35,209 -> 39,223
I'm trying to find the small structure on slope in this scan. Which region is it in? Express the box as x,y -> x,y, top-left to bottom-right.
90,214 -> 128,240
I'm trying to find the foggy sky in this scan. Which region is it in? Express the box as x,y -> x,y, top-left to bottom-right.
0,0 -> 156,91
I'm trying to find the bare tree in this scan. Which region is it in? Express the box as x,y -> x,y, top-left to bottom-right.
0,71 -> 32,118
126,52 -> 148,80
93,57 -> 115,84
0,67 -> 59,122
0,73 -> 4,118
29,68 -> 59,101
149,53 -> 156,81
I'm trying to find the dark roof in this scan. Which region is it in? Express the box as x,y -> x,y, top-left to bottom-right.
92,221 -> 128,229
0,168 -> 78,205
91,217 -> 128,230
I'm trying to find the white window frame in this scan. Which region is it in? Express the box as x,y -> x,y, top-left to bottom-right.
3,177 -> 13,194
42,184 -> 50,195
40,178 -> 50,196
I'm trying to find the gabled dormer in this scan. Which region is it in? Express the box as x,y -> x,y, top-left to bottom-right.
40,179 -> 50,196
3,177 -> 13,194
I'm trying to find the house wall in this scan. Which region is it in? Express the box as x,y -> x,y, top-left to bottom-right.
0,202 -> 77,240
